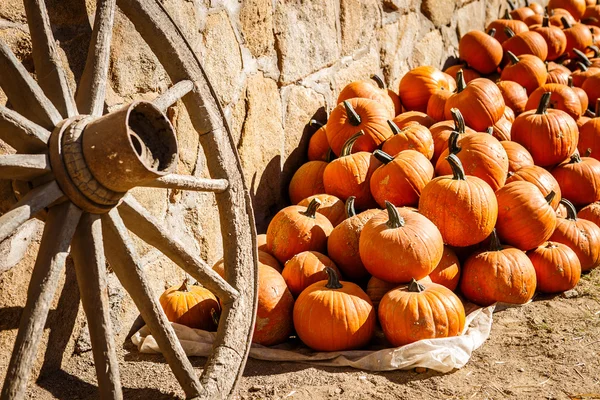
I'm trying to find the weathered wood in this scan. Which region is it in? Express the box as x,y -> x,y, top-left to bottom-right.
101,209 -> 205,398
76,0 -> 116,117
142,174 -> 229,193
24,0 -> 77,118
153,80 -> 194,113
0,39 -> 62,129
0,105 -> 50,153
0,154 -> 51,180
118,195 -> 239,303
71,213 -> 123,400
0,180 -> 64,245
0,202 -> 82,400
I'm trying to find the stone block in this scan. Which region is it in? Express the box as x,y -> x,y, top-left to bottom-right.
333,47 -> 381,99
421,0 -> 456,27
410,29 -> 445,69
340,0 -> 381,55
239,0 -> 274,58
456,0 -> 486,37
378,12 -> 421,88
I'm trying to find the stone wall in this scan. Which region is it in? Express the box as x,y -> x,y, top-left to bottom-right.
0,0 -> 509,384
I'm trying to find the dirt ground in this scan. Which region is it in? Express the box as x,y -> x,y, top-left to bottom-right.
21,268 -> 600,400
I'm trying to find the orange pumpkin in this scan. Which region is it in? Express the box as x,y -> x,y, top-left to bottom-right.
578,100 -> 600,159
429,109 -> 477,165
444,64 -> 481,83
506,165 -> 562,209
298,194 -> 345,227
288,161 -> 327,205
502,27 -> 548,61
502,140 -> 535,173
548,0 -> 587,19
551,152 -> 600,206
366,277 -> 397,310
392,111 -> 436,128
578,201 -> 600,226
545,61 -> 571,86
497,80 -> 528,115
492,116 -> 513,141
398,66 -> 452,113
359,202 -> 444,283
379,279 -> 466,346
419,154 -> 498,247
429,246 -> 461,292
293,268 -> 375,351
307,120 -> 330,162
561,17 -> 594,58
487,10 -> 530,44
159,279 -> 221,331
527,0 -> 546,14
582,73 -> 600,113
531,17 -> 568,61
527,241 -> 581,293
337,79 -> 395,118
571,57 -> 600,88
501,52 -> 548,94
525,84 -> 582,120
568,76 -> 589,112
281,251 -> 341,297
381,120 -> 434,159
371,74 -> 403,116
427,88 -> 453,122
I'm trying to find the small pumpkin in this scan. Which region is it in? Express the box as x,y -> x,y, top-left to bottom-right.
398,66 -> 453,113
578,100 -> 600,160
429,109 -> 477,165
370,74 -> 403,116
159,278 -> 221,331
337,79 -> 395,118
531,17 -> 568,61
444,64 -> 481,83
502,140 -> 535,173
578,201 -> 600,226
568,76 -> 589,112
502,27 -> 549,61
487,10 -> 530,43
500,52 -> 548,94
571,56 -> 600,88
298,194 -> 346,227
561,17 -> 594,58
527,241 -> 581,293
427,87 -> 453,122
293,267 -> 375,351
288,161 -> 327,205
392,111 -> 436,128
429,246 -> 461,292
545,61 -> 571,86
548,0 -> 587,20
381,120 -> 434,159
506,165 -> 562,209
551,152 -> 600,206
581,71 -> 600,107
281,251 -> 341,298
509,1 -> 537,21
307,120 -> 330,162
526,0 -> 546,14
525,83 -> 582,120
492,116 -> 513,141
497,80 -> 528,115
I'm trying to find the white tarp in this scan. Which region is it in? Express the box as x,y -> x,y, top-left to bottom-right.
132,303 -> 496,373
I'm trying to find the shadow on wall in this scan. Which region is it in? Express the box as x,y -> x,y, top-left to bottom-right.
250,106 -> 327,234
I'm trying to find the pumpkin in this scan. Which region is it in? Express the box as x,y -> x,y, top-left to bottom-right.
511,92 -> 579,167
323,132 -> 380,210
429,109 -> 477,165
502,27 -> 549,61
568,76 -> 589,112
326,98 -> 393,156
487,10 -> 530,44
531,17 -> 568,61
370,149 -> 434,208
545,61 -> 571,85
307,120 -> 330,162
392,111 -> 436,128
435,129 -> 509,192
504,106 -> 516,123
561,17 -> 594,58
288,161 -> 327,205
371,74 -> 403,116
556,201 -> 569,217
293,267 -> 375,351
525,84 -> 582,120
578,100 -> 600,160
578,201 -> 600,226
524,13 -> 544,26
506,165 -> 562,209
379,279 -> 466,347
298,194 -> 346,227
495,181 -> 558,250
337,79 -> 395,118
327,196 -> 380,281
527,0 -> 546,14
381,120 -> 434,159
528,241 -> 581,293
429,246 -> 461,291
502,141 -> 535,173
550,198 -> 600,271
584,0 -> 600,21
500,52 -> 548,94
548,0 -> 587,20
460,229 -> 537,306
578,115 -> 592,130
426,88 -> 453,122
359,202 -> 444,283
444,72 -> 505,132
571,57 -> 600,88
444,64 -> 481,83
492,116 -> 513,141
581,71 -> 600,106
509,2 -> 537,21
281,251 -> 341,298
398,66 -> 453,113
497,80 -> 528,115
366,275 -> 434,310
266,198 -> 334,263
549,8 -> 576,26
551,152 -> 600,206
259,251 -> 282,272
159,278 -> 221,331
419,154 -> 498,247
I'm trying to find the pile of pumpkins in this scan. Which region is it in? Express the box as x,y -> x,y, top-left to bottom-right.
159,0 -> 600,353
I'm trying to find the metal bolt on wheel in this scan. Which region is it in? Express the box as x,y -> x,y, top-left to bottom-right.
0,0 -> 259,399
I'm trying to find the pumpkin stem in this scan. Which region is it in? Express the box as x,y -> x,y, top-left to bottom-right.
408,278 -> 426,293
371,74 -> 386,89
485,126 -> 494,135
506,50 -> 520,65
588,45 -> 600,58
507,0 -> 516,10
561,16 -> 572,29
447,153 -> 466,181
573,48 -> 592,68
504,26 -> 516,38
542,16 -> 549,27
178,277 -> 190,292
448,131 -> 462,154
560,198 -> 577,221
570,152 -> 582,164
545,190 -> 556,205
344,100 -> 362,126
451,108 -> 466,134
456,69 -> 466,93
503,9 -> 513,19
309,119 -> 325,129
387,119 -> 401,135
585,148 -> 593,157
373,149 -> 394,165
524,0 -> 529,6
536,92 -> 552,114
545,241 -> 558,249
586,109 -> 596,118
301,198 -> 321,219
576,61 -> 589,72
385,200 -> 405,229
568,75 -> 574,88
596,99 -> 600,117
487,28 -> 497,37
340,131 -> 365,157
324,267 -> 343,289
489,229 -> 503,252
345,196 -> 357,218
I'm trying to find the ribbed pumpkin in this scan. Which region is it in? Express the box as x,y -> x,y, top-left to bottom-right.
323,132 -> 380,210
381,120 -> 434,159
578,100 -> 600,160
298,194 -> 345,227
527,0 -> 546,14
545,62 -> 571,86
337,79 -> 395,118
458,29 -> 503,74
551,152 -> 600,206
429,246 -> 461,291
511,92 -> 579,167
258,251 -> 282,272
288,161 -> 327,205
370,149 -> 434,208
266,198 -> 334,263
392,111 -> 436,128
506,165 -> 562,209
429,109 -> 477,165
398,66 -> 452,113
487,11 -> 530,43
502,27 -> 548,61
307,120 -> 330,162
159,279 -> 221,331
550,199 -> 600,271
327,196 -> 380,281
549,8 -> 576,26
548,0 -> 587,19
326,98 -> 393,156
578,201 -> 600,226
444,64 -> 481,83
568,76 -> 589,112
370,74 -> 403,116
281,251 -> 341,298
500,52 -> 548,94
379,279 -> 466,347
460,230 -> 537,306
502,141 -> 535,173
581,70 -> 600,106
509,1 -> 537,20
293,267 -> 375,351
419,154 -> 498,247
527,241 -> 581,293
524,13 -> 544,26
497,80 -> 528,115
525,84 -> 582,120
427,88 -> 453,122
495,181 -> 558,251
359,202 -> 444,283
492,116 -> 513,141
571,59 -> 600,88
531,17 -> 567,61
504,106 -> 516,122
561,17 -> 594,58
366,277 -> 397,310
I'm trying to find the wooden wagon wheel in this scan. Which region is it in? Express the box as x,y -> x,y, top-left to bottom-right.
0,0 -> 258,398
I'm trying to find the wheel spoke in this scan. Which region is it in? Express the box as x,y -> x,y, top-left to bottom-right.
23,0 -> 77,118
0,105 -> 50,153
0,202 -> 82,400
76,0 -> 116,117
71,213 -> 122,400
118,195 -> 239,303
152,80 -> 194,113
0,154 -> 51,180
0,39 -> 62,129
101,208 -> 204,398
141,174 -> 229,193
0,180 -> 64,245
